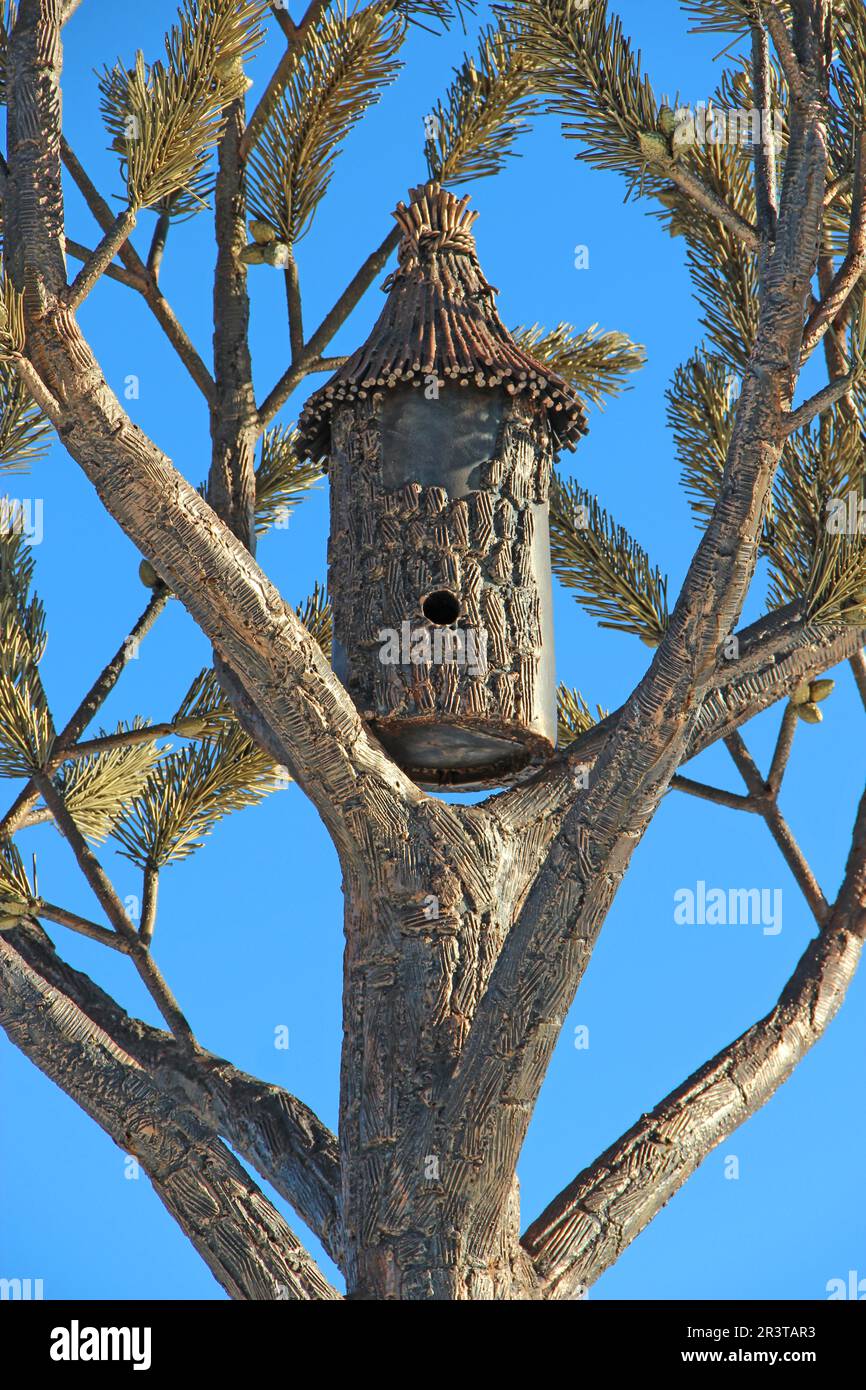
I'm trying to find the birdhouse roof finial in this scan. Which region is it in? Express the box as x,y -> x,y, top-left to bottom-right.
297,182 -> 589,462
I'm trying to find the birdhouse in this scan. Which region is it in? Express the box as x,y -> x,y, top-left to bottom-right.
297,183 -> 588,790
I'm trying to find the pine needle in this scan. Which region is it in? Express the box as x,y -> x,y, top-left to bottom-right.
0,364 -> 54,474
55,720 -> 169,845
557,684 -> 607,744
98,0 -> 267,210
667,353 -> 735,522
0,837 -> 31,909
550,475 -> 669,643
0,524 -> 54,778
424,21 -> 538,185
247,2 -> 405,245
255,425 -> 322,536
512,322 -> 645,409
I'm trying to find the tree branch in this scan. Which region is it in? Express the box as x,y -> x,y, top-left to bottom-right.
0,587 -> 170,838
65,207 -> 138,311
0,930 -> 339,1300
493,604 -> 866,907
767,700 -> 798,794
239,0 -> 333,163
65,238 -> 147,290
643,147 -> 760,253
60,138 -> 217,404
801,129 -> 866,361
751,21 -> 778,247
522,779 -> 866,1299
762,2 -> 806,102
724,731 -> 830,924
851,648 -> 866,713
257,224 -> 401,428
785,368 -> 859,433
284,248 -> 305,363
5,917 -> 343,1264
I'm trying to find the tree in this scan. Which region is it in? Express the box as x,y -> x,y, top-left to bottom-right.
0,0 -> 864,1301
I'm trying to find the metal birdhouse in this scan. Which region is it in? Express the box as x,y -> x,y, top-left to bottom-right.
297,182 -> 588,790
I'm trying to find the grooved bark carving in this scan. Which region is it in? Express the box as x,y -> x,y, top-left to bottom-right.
327,391 -> 557,789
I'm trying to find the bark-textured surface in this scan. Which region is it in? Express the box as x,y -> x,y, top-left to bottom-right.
2,0 -> 864,1302
327,391 -> 557,788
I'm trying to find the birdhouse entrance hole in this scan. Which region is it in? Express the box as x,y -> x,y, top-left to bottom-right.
422,590 -> 461,626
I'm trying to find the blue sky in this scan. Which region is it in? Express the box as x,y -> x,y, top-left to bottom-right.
1,0 -> 864,1301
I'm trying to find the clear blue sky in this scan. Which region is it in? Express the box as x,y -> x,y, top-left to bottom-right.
2,0 -> 864,1301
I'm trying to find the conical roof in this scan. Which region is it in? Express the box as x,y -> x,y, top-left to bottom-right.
296,182 -> 589,462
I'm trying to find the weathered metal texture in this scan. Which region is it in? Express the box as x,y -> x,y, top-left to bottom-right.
327,390 -> 558,788
297,182 -> 588,461
300,182 -> 584,789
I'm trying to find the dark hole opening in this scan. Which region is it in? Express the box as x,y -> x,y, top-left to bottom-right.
422,590 -> 461,626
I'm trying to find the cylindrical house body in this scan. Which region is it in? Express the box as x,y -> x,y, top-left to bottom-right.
298,184 -> 587,790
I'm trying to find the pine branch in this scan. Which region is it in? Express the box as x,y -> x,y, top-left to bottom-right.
53,721 -> 169,845
295,581 -> 332,656
247,2 -> 404,246
255,425 -> 322,535
550,475 -> 670,643
509,0 -> 758,249
659,67 -> 766,373
767,382 -> 866,613
424,21 -> 537,186
0,588 -> 169,837
667,353 -> 736,522
511,322 -> 645,409
0,363 -> 53,474
0,525 -> 54,779
0,836 -> 30,908
557,685 -> 606,745
98,0 -> 267,211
